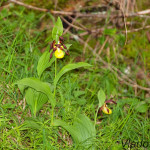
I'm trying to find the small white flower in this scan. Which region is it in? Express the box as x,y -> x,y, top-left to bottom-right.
124,66 -> 130,75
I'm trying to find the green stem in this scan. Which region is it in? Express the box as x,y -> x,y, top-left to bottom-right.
51,58 -> 57,125
51,107 -> 54,125
94,107 -> 99,125
54,58 -> 57,97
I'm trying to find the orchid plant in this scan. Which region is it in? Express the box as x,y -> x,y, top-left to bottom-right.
14,17 -> 116,149
14,17 -> 91,121
94,89 -> 117,124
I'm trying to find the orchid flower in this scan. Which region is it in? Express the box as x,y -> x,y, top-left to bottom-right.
99,99 -> 117,115
49,36 -> 69,59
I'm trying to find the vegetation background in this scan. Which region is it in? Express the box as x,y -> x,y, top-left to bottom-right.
0,0 -> 150,149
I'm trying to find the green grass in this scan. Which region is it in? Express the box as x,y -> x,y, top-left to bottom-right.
0,5 -> 150,150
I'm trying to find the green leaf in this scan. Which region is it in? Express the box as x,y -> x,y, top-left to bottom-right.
115,34 -> 125,46
65,44 -> 72,50
18,84 -> 26,94
118,98 -> 139,107
25,88 -> 48,117
136,102 -> 148,113
52,17 -> 63,43
54,114 -> 96,149
104,28 -> 116,36
98,89 -> 106,108
37,50 -> 55,78
19,119 -> 42,130
15,78 -> 55,107
74,90 -> 85,98
72,98 -> 86,105
54,62 -> 92,88
146,98 -> 150,103
54,119 -> 78,143
2,103 -> 16,109
42,128 -> 51,149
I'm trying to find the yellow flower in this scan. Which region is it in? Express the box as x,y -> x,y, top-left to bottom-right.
54,48 -> 64,59
99,99 -> 116,116
102,103 -> 112,114
49,36 -> 69,59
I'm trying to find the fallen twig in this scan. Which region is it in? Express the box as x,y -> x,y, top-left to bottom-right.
9,0 -> 150,18
97,36 -> 109,56
60,16 -> 83,30
63,15 -> 78,35
83,35 -> 92,55
125,25 -> 150,33
9,0 -> 48,12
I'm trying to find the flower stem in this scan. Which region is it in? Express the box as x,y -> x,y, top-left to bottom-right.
55,58 -> 57,79
94,107 -> 99,125
51,58 -> 57,125
54,58 -> 57,97
51,107 -> 54,125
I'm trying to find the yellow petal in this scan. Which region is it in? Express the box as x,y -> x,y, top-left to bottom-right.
54,49 -> 64,59
102,104 -> 112,114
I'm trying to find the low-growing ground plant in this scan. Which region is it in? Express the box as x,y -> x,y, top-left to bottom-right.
14,17 -> 111,149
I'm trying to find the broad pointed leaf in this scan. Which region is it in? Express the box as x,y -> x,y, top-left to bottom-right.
15,78 -> 55,107
54,114 -> 96,149
54,119 -> 79,144
136,102 -> 148,113
98,89 -> 106,108
65,44 -> 72,49
37,50 -> 55,78
54,62 -> 92,88
19,119 -> 42,130
52,17 -> 63,43
104,28 -> 116,36
25,88 -> 48,116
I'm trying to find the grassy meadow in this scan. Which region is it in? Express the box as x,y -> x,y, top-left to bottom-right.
0,1 -> 150,149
